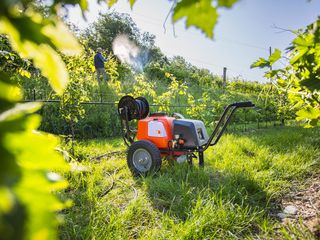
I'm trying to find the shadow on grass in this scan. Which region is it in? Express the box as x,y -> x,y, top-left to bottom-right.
139,162 -> 269,222
139,127 -> 320,223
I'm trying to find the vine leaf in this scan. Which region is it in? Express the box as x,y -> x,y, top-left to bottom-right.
299,76 -> 320,91
106,0 -> 136,8
106,0 -> 118,8
0,73 -> 70,238
7,16 -> 53,46
293,33 -> 314,47
33,45 -> 69,95
79,0 -> 89,11
0,15 -> 81,95
0,77 -> 22,105
269,48 -> 281,65
173,0 -> 218,38
42,19 -> 82,55
251,49 -> 281,68
129,0 -> 136,8
217,0 -> 238,8
290,47 -> 308,65
296,106 -> 320,121
250,58 -> 270,68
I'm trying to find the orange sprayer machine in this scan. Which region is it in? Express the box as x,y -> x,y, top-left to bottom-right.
118,95 -> 254,176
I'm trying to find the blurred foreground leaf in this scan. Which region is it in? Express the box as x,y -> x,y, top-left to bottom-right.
173,0 -> 218,38
0,14 -> 81,95
0,52 -> 69,240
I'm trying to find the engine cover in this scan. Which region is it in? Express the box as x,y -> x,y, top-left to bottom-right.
137,116 -> 175,149
173,119 -> 209,147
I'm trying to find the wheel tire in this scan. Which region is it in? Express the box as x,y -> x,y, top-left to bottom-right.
127,140 -> 161,176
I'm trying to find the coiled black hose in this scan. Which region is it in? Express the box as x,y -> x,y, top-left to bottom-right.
118,95 -> 149,121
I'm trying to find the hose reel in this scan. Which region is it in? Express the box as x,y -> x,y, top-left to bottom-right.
118,95 -> 149,121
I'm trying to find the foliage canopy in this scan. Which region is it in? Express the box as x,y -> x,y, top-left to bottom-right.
251,18 -> 320,127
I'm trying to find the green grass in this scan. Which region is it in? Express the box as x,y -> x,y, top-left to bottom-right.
59,126 -> 320,239
64,137 -> 127,161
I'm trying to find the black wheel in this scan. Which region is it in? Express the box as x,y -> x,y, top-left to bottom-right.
127,140 -> 161,176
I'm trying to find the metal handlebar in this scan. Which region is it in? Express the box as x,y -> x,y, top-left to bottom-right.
230,101 -> 255,108
202,101 -> 255,151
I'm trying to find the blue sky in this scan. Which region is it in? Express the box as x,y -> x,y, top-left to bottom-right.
67,0 -> 320,82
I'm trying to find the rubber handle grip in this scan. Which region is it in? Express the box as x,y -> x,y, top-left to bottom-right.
231,101 -> 255,108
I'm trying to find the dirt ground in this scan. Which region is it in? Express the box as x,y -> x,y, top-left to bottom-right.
275,173 -> 320,238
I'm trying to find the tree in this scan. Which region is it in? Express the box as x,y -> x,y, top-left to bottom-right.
83,12 -> 141,51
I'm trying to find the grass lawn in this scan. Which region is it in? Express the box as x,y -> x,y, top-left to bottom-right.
59,126 -> 320,239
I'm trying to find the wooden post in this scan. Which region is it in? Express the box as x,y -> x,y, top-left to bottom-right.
223,67 -> 227,93
269,46 -> 272,71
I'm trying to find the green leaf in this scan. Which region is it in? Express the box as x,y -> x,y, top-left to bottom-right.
8,128 -> 69,239
8,16 -> 53,47
173,0 -> 218,38
105,0 -> 136,9
309,118 -> 319,127
106,0 -> 118,7
0,14 -> 82,94
264,69 -> 283,79
251,49 -> 281,69
268,48 -> 281,65
0,18 -> 69,94
79,0 -> 88,12
42,19 -> 82,56
250,58 -> 269,68
0,89 -> 69,239
290,47 -> 308,65
303,118 -> 318,128
277,78 -> 287,87
33,45 -> 69,94
299,75 -> 320,91
296,106 -> 320,121
0,103 -> 42,124
0,187 -> 14,213
217,0 -> 238,8
293,34 -> 314,47
18,68 -> 31,78
0,79 -> 22,103
129,0 -> 136,8
0,99 -> 69,240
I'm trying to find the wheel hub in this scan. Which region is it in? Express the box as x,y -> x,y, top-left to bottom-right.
132,148 -> 152,172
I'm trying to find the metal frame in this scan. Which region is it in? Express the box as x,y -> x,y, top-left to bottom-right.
119,106 -> 135,146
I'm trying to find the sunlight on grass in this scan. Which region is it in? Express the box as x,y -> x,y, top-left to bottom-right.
59,126 -> 320,239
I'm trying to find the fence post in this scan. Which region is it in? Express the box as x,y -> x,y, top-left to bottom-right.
33,89 -> 36,101
223,67 -> 227,94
